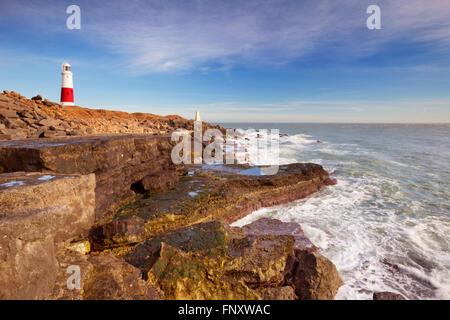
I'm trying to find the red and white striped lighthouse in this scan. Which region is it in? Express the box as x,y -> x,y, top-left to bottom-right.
60,61 -> 74,106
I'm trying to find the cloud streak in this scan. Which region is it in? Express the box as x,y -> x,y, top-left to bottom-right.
3,0 -> 450,73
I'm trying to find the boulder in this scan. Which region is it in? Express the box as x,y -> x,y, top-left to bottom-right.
4,118 -> 26,129
43,98 -> 60,107
224,231 -> 295,286
145,242 -> 259,300
38,118 -> 62,127
0,108 -> 18,119
83,254 -> 164,300
125,221 -> 228,275
4,128 -> 28,139
0,172 -> 95,299
291,250 -> 343,300
141,170 -> 179,193
40,128 -> 66,138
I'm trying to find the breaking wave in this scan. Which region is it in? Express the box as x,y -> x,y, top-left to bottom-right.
230,124 -> 450,300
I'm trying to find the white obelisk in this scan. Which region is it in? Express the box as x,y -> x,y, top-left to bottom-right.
195,110 -> 201,122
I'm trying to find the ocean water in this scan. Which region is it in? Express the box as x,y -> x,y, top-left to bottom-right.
221,123 -> 450,300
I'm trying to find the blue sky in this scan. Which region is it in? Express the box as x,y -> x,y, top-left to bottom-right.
0,0 -> 449,122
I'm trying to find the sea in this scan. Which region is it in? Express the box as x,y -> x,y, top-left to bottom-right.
219,123 -> 450,300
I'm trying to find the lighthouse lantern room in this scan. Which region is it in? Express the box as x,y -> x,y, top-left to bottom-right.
60,61 -> 74,106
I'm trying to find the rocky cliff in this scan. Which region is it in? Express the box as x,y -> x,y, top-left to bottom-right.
0,90 -> 343,300
0,159 -> 342,300
0,135 -> 178,221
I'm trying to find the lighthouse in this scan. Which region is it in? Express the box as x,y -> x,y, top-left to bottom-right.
60,61 -> 74,106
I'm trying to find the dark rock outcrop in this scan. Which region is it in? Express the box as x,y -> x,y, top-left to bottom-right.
90,163 -> 336,250
289,250 -> 343,300
0,172 -> 95,299
242,217 -> 317,252
373,291 -> 406,300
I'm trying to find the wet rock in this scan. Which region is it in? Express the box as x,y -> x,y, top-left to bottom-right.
125,222 -> 262,299
243,218 -> 317,252
125,221 -> 228,275
291,250 -> 343,300
106,163 -> 335,244
373,291 -> 406,300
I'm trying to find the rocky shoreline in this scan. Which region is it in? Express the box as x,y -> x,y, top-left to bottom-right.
0,90 -> 221,139
0,91 -> 401,300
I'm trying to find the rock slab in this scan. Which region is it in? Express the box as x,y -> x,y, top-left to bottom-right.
0,172 -> 95,299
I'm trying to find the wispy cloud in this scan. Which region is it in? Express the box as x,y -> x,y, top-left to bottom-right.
3,0 -> 450,73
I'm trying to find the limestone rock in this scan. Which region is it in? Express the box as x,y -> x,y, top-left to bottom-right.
141,170 -> 179,193
83,254 -> 164,300
0,172 -> 96,299
0,135 -> 177,221
0,108 -> 18,119
38,118 -> 62,127
224,232 -> 295,286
